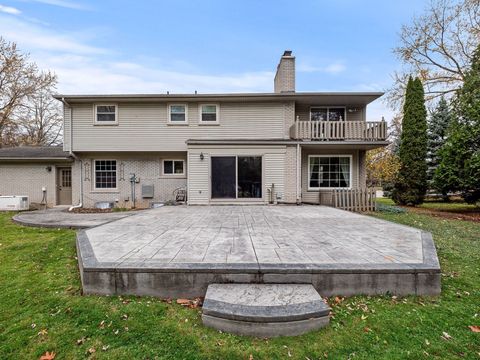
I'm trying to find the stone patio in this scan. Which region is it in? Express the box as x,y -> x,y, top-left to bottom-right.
77,205 -> 441,298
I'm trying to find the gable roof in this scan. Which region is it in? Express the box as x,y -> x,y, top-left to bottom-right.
0,146 -> 72,162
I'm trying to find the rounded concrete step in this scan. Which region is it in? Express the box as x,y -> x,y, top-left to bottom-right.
202,284 -> 330,337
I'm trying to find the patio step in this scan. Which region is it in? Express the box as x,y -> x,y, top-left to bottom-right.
201,284 -> 330,337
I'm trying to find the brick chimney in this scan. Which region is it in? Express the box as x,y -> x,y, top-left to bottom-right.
274,50 -> 295,93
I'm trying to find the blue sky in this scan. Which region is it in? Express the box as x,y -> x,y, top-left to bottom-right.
0,0 -> 429,120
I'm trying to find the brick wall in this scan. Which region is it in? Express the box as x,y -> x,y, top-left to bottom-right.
274,55 -> 295,93
283,145 -> 298,203
71,153 -> 187,209
0,163 -> 60,207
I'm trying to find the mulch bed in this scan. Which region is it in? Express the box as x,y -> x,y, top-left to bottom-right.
69,208 -> 114,213
403,206 -> 480,222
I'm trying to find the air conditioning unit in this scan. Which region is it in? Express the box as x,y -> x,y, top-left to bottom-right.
0,195 -> 30,211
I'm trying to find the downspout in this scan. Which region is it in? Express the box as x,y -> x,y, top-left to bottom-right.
60,97 -> 83,211
296,143 -> 301,204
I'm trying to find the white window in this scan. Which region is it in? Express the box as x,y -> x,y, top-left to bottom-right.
308,155 -> 351,190
94,104 -> 117,124
94,160 -> 117,189
310,107 -> 346,121
169,104 -> 187,123
163,160 -> 185,175
199,104 -> 219,124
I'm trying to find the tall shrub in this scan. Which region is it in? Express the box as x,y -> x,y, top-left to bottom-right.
392,77 -> 428,205
434,45 -> 480,204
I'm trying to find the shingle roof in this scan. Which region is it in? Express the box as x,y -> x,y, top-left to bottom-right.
0,146 -> 72,160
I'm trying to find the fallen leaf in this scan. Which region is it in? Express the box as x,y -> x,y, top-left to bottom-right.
468,325 -> 480,333
39,351 -> 56,360
37,329 -> 48,336
31,323 -> 36,329
249,355 -> 253,360
176,299 -> 190,305
334,296 -> 344,305
76,337 -> 86,345
87,347 -> 96,354
363,327 -> 371,332
102,345 -> 110,351
441,332 -> 452,341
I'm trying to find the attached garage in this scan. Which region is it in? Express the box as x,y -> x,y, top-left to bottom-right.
0,146 -> 73,208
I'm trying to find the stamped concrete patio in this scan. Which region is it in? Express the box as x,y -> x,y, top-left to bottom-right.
77,205 -> 441,298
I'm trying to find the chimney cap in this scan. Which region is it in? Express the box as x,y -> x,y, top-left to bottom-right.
283,50 -> 293,57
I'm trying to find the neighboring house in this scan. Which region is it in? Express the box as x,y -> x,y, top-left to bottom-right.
0,51 -> 388,208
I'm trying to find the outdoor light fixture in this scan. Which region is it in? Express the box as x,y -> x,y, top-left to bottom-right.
200,152 -> 204,160
348,108 -> 359,113
45,166 -> 52,172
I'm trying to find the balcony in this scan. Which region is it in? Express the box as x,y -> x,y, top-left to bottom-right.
290,120 -> 387,141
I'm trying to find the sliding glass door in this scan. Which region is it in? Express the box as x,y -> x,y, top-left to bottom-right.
211,156 -> 262,199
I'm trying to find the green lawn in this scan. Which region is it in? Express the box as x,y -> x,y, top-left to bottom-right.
0,211 -> 479,359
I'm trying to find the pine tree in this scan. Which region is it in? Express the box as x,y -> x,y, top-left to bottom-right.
427,97 -> 453,194
434,44 -> 480,204
392,77 -> 428,205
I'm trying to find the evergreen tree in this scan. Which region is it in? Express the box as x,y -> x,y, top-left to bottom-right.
434,45 -> 480,204
392,77 -> 428,205
427,97 -> 453,195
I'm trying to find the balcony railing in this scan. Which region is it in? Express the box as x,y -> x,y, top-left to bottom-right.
290,120 -> 387,141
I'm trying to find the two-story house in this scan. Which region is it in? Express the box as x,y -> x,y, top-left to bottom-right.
0,51 -> 388,209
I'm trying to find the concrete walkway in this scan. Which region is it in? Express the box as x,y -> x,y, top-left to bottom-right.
13,206 -> 133,229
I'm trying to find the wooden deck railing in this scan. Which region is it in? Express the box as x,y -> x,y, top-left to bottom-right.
332,188 -> 376,212
290,120 -> 387,141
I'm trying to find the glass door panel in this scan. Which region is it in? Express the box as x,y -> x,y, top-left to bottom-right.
237,156 -> 262,198
211,156 -> 236,198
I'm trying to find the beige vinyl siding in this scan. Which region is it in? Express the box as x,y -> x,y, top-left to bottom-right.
187,145 -> 286,205
63,105 -> 71,152
295,104 -> 365,122
70,102 -> 287,152
264,152 -> 285,201
301,148 -> 360,205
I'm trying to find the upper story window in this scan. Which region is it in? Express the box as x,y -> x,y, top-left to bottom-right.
199,104 -> 219,124
169,104 -> 187,124
308,155 -> 351,190
163,160 -> 184,175
311,107 -> 346,122
94,160 -> 117,189
95,104 -> 118,125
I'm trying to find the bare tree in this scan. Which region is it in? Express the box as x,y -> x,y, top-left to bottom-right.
16,87 -> 63,146
0,37 -> 57,147
387,0 -> 480,109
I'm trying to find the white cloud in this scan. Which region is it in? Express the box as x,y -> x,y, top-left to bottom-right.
0,15 -> 274,95
0,16 -> 108,54
28,0 -> 89,10
0,4 -> 21,14
324,63 -> 346,74
44,54 -> 274,94
297,61 -> 346,74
